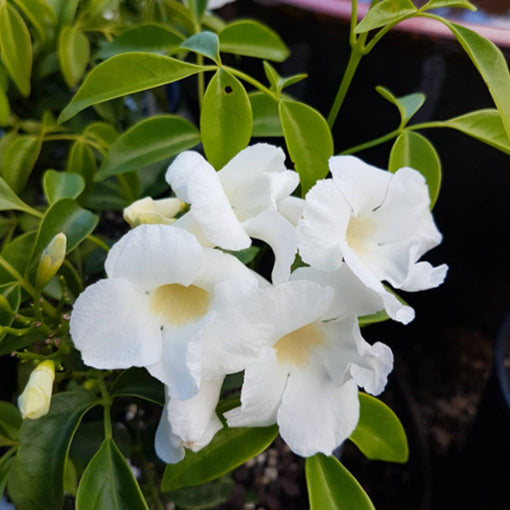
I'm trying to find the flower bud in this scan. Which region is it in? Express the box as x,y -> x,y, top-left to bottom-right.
36,233 -> 67,288
18,360 -> 55,420
123,197 -> 185,228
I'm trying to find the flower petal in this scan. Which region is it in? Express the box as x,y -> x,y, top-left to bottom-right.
225,346 -> 287,427
166,151 -> 250,250
155,399 -> 185,464
277,196 -> 305,226
105,224 -> 203,289
297,179 -> 351,272
277,369 -> 359,457
168,378 -> 224,449
70,278 -> 162,369
243,208 -> 297,284
399,261 -> 448,292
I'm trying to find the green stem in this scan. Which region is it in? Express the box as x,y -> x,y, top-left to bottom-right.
223,66 -> 279,101
99,380 -> 113,438
87,234 -> 110,252
340,128 -> 401,154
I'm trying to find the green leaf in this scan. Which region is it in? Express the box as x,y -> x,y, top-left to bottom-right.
84,122 -> 120,149
219,20 -> 289,62
181,31 -> 220,64
350,393 -> 409,463
161,425 -> 278,491
58,54 -> 207,123
0,1 -> 32,96
200,68 -> 252,169
96,24 -> 185,59
46,0 -> 79,28
0,177 -> 41,216
43,170 -> 85,205
306,454 -> 375,510
422,0 -> 476,10
0,86 -> 9,126
279,98 -> 333,196
167,480 -> 234,510
376,86 -> 425,127
58,24 -> 91,89
0,401 -> 22,444
0,453 -> 14,497
1,135 -> 42,194
443,108 -> 510,154
187,0 -> 208,22
110,368 -> 164,405
0,232 -> 36,286
66,141 -> 97,189
63,457 -> 77,497
249,91 -> 282,137
76,437 -> 149,510
30,198 -> 99,267
389,130 -> 441,207
441,21 -> 510,144
355,0 -> 417,34
8,391 -> 98,510
96,115 -> 200,180
10,0 -> 56,42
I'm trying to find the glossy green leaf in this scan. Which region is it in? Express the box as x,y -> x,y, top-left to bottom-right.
46,0 -> 79,27
96,115 -> 200,180
219,20 -> 289,62
422,0 -> 476,10
0,454 -> 14,497
0,177 -> 41,216
111,368 -> 164,405
66,141 -> 97,189
0,86 -> 9,126
96,24 -> 185,59
58,24 -> 90,89
76,437 -> 149,510
0,232 -> 36,286
43,170 -> 85,205
84,122 -> 119,149
58,54 -> 207,123
162,425 -> 278,491
389,130 -> 441,207
0,1 -> 32,96
441,21 -> 510,143
262,62 -> 307,93
0,401 -> 22,444
167,480 -> 234,509
181,31 -> 220,64
200,68 -> 252,169
1,135 -> 42,194
355,0 -> 417,34
443,108 -> 510,154
30,198 -> 98,267
187,0 -> 208,21
159,0 -> 195,34
279,98 -> 333,195
376,86 -> 425,127
9,391 -> 98,510
11,0 -> 56,42
306,454 -> 375,510
63,458 -> 77,497
249,91 -> 283,137
350,393 -> 409,463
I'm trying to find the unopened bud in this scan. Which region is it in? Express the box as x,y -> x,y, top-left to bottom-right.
36,233 -> 67,288
123,197 -> 185,228
18,360 -> 55,419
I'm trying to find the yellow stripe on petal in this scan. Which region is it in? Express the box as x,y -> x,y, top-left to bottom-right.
151,284 -> 210,326
275,323 -> 324,367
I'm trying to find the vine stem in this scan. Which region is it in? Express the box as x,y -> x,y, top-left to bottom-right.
99,380 -> 113,438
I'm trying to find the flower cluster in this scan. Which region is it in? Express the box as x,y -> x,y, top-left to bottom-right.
70,143 -> 447,461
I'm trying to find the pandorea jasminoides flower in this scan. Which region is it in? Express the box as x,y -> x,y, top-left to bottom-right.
297,156 -> 448,297
166,143 -> 300,283
70,224 -> 274,400
18,360 -> 55,419
225,279 -> 393,457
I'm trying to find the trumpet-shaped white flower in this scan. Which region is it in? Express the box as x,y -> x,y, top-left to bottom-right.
225,279 -> 393,458
297,156 -> 448,297
155,379 -> 224,463
70,224 -> 274,400
18,360 -> 55,420
166,144 -> 300,283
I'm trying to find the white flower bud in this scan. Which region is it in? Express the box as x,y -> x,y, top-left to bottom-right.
36,233 -> 67,288
123,197 -> 185,228
18,360 -> 55,420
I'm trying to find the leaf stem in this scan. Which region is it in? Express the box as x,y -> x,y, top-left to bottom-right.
223,65 -> 279,101
99,380 -> 113,438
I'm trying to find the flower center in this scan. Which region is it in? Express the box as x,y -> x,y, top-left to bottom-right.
150,284 -> 210,326
345,215 -> 376,255
274,323 -> 324,366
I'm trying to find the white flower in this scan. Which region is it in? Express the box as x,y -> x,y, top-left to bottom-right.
224,279 -> 393,458
70,224 -> 274,400
18,360 -> 55,420
155,379 -> 224,463
297,155 -> 448,297
166,144 -> 300,283
123,197 -> 185,228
